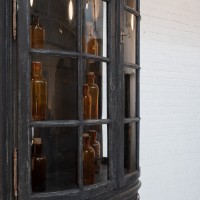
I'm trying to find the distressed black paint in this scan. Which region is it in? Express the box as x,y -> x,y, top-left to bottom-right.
1,0 -> 141,199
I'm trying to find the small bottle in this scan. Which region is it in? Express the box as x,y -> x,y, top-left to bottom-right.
83,84 -> 92,119
83,133 -> 95,185
31,62 -> 47,120
87,23 -> 98,56
86,72 -> 99,119
88,130 -> 101,174
30,14 -> 45,48
31,138 -> 46,192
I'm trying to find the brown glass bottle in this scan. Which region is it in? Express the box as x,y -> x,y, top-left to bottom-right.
86,72 -> 99,119
30,15 -> 45,48
87,23 -> 98,56
88,130 -> 101,174
83,133 -> 95,185
83,84 -> 92,119
31,62 -> 47,120
31,138 -> 46,192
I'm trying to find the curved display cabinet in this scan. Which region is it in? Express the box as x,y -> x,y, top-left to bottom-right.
0,0 -> 140,199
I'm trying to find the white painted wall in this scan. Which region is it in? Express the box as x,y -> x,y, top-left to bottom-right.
140,0 -> 200,199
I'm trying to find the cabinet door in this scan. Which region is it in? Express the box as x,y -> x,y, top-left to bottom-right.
122,0 -> 140,182
17,0 -> 116,199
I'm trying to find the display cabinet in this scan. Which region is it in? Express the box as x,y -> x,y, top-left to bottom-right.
0,0 -> 141,199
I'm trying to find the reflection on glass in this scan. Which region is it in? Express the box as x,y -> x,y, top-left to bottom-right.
124,123 -> 136,174
30,0 -> 33,7
82,1 -> 107,57
68,0 -> 74,21
124,68 -> 136,118
31,127 -> 78,192
83,60 -> 107,119
124,12 -> 136,64
30,0 -> 77,50
31,55 -> 78,120
125,0 -> 137,9
83,125 -> 108,185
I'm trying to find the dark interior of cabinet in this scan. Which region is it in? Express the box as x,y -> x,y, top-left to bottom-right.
30,0 -> 77,51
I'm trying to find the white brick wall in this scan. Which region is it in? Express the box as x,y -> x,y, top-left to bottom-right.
140,0 -> 200,199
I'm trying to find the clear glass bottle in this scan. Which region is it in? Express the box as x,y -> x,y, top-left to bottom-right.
31,138 -> 46,192
30,14 -> 45,48
83,133 -> 95,185
86,72 -> 99,119
88,130 -> 101,174
83,84 -> 92,119
31,61 -> 47,121
87,23 -> 98,56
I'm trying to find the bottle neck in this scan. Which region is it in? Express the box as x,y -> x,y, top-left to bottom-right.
31,62 -> 42,78
87,75 -> 95,84
31,15 -> 40,27
33,144 -> 43,156
83,84 -> 90,96
89,131 -> 97,143
32,69 -> 42,77
83,136 -> 90,148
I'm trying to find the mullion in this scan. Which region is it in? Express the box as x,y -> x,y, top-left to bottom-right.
30,49 -> 110,63
124,63 -> 140,70
29,119 -> 111,128
77,0 -> 84,189
124,118 -> 140,124
30,49 -> 81,58
82,53 -> 110,63
29,120 -> 81,127
106,0 -> 114,183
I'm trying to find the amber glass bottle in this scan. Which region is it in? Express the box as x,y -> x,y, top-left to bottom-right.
83,133 -> 95,185
83,84 -> 92,119
86,72 -> 99,119
31,62 -> 47,120
87,23 -> 98,55
30,15 -> 45,48
88,130 -> 101,174
31,138 -> 46,192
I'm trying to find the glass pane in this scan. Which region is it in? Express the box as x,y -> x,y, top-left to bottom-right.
124,123 -> 136,174
124,68 -> 136,118
82,60 -> 107,120
83,124 -> 108,186
31,55 -> 78,120
30,0 -> 77,51
125,0 -> 137,9
124,12 -> 136,64
31,127 -> 78,193
82,0 -> 107,57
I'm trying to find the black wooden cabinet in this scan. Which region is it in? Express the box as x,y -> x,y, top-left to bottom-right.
0,0 -> 141,199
